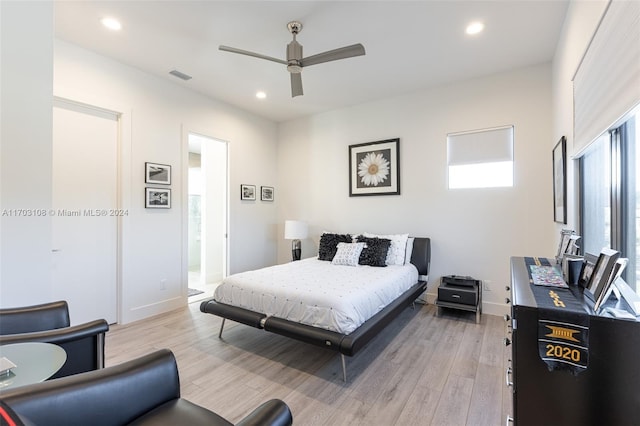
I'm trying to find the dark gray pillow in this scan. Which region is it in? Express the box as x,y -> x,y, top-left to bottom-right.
318,233 -> 352,261
356,236 -> 391,267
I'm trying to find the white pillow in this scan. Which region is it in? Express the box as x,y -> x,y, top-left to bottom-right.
364,233 -> 409,266
404,237 -> 415,265
332,242 -> 365,266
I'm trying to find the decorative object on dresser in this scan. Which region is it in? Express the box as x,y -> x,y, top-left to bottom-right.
435,275 -> 482,323
555,228 -> 579,263
349,138 -> 400,196
506,256 -> 640,425
283,220 -> 308,261
200,235 -> 430,381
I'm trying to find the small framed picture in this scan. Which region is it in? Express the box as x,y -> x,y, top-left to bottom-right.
555,229 -> 575,263
585,248 -> 620,305
145,162 -> 171,185
241,184 -> 256,201
579,253 -> 598,288
145,187 -> 171,209
261,186 -> 274,201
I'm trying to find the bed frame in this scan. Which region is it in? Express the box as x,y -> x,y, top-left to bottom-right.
200,237 -> 431,381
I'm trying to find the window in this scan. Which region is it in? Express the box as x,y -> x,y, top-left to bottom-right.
580,111 -> 638,293
447,126 -> 514,189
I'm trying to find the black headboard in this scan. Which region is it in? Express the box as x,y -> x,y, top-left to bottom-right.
410,237 -> 431,277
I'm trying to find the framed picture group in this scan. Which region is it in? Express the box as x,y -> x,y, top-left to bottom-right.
145,162 -> 171,209
241,184 -> 275,202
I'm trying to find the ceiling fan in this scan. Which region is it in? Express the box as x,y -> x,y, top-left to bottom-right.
219,21 -> 366,97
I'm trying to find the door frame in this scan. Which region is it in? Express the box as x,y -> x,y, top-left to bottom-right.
52,96 -> 125,324
181,126 -> 230,298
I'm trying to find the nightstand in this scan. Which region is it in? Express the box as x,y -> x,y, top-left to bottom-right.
435,275 -> 482,323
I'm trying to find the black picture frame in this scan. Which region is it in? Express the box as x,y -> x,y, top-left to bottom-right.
555,229 -> 574,262
145,187 -> 171,209
552,136 -> 567,223
585,248 -> 620,306
578,253 -> 598,288
240,184 -> 256,201
145,162 -> 171,185
349,138 -> 400,196
261,186 -> 274,201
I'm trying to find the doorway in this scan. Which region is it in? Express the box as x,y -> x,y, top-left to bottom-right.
187,133 -> 227,300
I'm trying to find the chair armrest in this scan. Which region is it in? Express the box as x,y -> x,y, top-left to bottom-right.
0,349 -> 180,426
235,399 -> 293,426
0,319 -> 109,377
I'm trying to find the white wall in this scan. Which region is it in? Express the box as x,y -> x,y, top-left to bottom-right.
0,1 -> 54,306
277,64 -> 554,316
46,40 -> 277,323
552,0 -> 609,231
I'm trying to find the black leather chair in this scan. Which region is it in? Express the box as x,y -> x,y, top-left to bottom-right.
0,301 -> 108,379
0,349 -> 293,426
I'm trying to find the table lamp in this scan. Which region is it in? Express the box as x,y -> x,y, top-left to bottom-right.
284,220 -> 308,261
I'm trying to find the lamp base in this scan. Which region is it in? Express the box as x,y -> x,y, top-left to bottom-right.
291,239 -> 301,261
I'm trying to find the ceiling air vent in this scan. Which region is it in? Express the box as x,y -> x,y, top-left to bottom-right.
169,70 -> 192,81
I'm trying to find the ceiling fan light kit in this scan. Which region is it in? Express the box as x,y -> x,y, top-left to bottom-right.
219,20 -> 365,97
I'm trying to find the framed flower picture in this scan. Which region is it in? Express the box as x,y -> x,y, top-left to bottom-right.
349,138 -> 400,196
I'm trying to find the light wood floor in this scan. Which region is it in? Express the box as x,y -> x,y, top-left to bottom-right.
106,301 -> 512,425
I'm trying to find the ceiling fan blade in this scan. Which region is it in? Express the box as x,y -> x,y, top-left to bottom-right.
219,45 -> 287,65
290,73 -> 303,97
300,43 -> 365,67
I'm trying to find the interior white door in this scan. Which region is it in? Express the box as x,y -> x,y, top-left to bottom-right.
52,100 -> 118,325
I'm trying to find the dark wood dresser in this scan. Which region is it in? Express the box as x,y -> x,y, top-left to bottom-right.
507,256 -> 640,426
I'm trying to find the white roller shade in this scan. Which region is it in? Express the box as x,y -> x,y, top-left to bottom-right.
573,0 -> 640,155
447,126 -> 514,166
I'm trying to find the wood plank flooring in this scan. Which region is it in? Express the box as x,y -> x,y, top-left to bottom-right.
106,301 -> 511,425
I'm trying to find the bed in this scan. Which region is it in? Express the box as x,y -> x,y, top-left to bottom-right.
200,235 -> 430,381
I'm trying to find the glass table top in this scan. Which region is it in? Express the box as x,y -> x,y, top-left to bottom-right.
0,342 -> 67,390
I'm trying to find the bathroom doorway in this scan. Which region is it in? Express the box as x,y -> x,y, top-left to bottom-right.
187,133 -> 228,300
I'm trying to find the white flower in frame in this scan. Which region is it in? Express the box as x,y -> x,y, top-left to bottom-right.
357,152 -> 390,186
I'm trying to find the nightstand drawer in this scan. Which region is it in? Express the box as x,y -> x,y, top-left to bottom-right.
438,283 -> 478,306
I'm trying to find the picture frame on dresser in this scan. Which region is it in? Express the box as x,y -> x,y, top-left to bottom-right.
555,229 -> 575,263
585,248 -> 620,308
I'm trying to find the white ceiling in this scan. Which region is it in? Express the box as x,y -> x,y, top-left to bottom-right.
54,1 -> 569,123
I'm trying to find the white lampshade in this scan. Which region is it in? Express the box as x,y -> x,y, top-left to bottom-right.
284,220 -> 308,240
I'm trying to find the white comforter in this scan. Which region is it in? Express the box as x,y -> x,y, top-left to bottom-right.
214,258 -> 419,334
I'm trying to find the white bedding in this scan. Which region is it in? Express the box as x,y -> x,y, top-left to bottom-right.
214,258 -> 419,334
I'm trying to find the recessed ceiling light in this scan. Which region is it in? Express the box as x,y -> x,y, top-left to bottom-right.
256,91 -> 267,99
466,21 -> 484,35
101,17 -> 122,31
